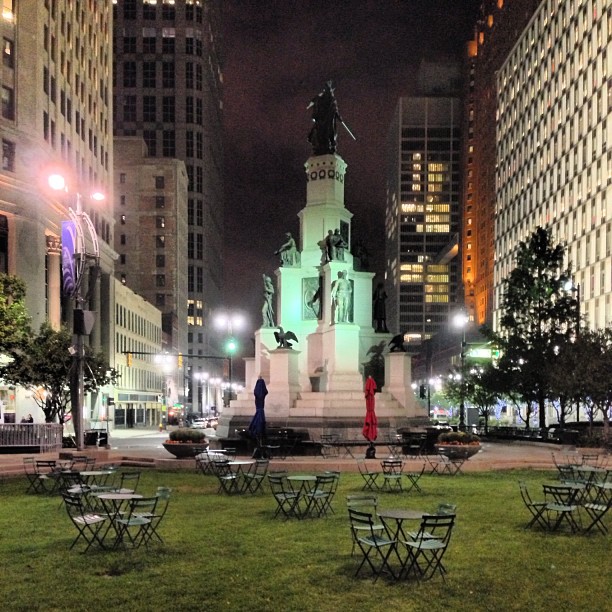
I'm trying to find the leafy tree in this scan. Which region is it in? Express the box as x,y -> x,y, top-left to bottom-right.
484,227 -> 577,428
0,274 -> 31,353
443,365 -> 501,433
0,323 -> 119,424
572,329 -> 612,445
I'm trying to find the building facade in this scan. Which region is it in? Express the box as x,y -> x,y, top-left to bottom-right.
112,0 -> 224,371
113,136 -> 188,361
385,96 -> 462,348
462,0 -> 544,326
0,0 -> 116,422
494,0 -> 612,331
109,278 -> 164,429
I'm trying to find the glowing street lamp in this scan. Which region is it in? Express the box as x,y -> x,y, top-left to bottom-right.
48,173 -> 104,450
214,311 -> 245,404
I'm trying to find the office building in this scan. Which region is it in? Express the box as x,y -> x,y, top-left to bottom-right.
112,0 -> 224,370
495,0 -> 612,331
0,0 -> 115,421
462,0 -> 543,325
385,96 -> 462,348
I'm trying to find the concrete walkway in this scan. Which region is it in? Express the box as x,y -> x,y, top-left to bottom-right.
0,428 -> 581,479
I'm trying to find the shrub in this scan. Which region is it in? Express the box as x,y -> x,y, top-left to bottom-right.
437,431 -> 480,445
168,428 -> 206,443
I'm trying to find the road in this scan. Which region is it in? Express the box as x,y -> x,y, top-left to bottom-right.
107,427 -> 217,458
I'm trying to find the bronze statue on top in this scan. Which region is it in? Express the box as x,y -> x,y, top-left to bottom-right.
307,81 -> 355,156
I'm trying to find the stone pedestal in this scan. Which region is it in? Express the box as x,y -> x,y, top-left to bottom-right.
265,349 -> 301,420
323,323 -> 363,391
383,352 -> 424,418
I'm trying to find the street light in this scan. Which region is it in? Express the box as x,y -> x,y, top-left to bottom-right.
214,312 -> 245,404
48,173 -> 104,450
453,311 -> 469,432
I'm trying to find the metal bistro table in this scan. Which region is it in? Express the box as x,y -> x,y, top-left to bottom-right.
226,460 -> 256,494
95,492 -> 143,548
377,508 -> 425,542
79,469 -> 116,489
286,474 -> 318,519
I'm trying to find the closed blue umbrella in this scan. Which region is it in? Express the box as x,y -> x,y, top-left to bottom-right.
249,376 -> 268,455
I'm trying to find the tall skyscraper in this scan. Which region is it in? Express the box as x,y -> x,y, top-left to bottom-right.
494,0 -> 612,331
461,0 -> 542,326
385,95 -> 462,348
112,0 -> 224,367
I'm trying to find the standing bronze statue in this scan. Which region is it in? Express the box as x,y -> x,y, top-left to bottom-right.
373,283 -> 389,333
307,81 -> 355,155
274,232 -> 299,266
262,274 -> 275,328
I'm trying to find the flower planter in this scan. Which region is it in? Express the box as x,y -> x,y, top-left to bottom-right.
162,442 -> 208,459
435,444 -> 481,460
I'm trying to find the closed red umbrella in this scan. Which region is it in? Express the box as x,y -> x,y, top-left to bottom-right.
362,375 -> 378,442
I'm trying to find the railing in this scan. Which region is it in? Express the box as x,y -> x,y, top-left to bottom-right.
0,424 -> 63,453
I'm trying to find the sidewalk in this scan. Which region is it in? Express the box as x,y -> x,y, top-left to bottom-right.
0,433 -> 567,479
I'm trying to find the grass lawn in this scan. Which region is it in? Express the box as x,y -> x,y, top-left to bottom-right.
0,468 -> 609,612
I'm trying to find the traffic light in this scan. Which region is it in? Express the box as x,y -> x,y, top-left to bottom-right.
126,353 -> 132,367
177,352 -> 183,368
419,384 -> 427,399
107,397 -> 115,406
226,338 -> 237,354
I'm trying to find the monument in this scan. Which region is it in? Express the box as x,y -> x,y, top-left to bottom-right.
217,83 -> 426,441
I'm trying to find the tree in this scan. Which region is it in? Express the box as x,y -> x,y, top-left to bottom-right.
573,329 -> 612,445
484,227 -> 578,429
0,274 -> 31,354
443,364 -> 501,433
0,323 -> 119,424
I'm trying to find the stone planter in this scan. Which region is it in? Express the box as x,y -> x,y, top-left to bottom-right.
435,444 -> 481,460
162,442 -> 208,459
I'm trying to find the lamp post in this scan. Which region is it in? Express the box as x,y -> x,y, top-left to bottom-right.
453,311 -> 469,432
48,173 -> 103,451
214,312 -> 244,404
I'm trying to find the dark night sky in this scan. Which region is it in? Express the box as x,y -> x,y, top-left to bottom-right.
221,0 -> 480,348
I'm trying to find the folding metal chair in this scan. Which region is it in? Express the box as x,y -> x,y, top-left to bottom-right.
114,497 -> 158,549
582,498 -> 611,534
62,492 -> 108,552
133,487 -> 172,545
211,459 -> 238,495
320,434 -> 340,458
403,461 -> 426,493
113,471 -> 141,494
304,473 -> 338,517
400,514 -> 455,581
381,459 -> 404,492
23,458 -> 52,494
348,508 -> 398,581
243,459 -> 270,494
267,473 -> 299,519
542,484 -> 580,533
356,459 -> 381,491
405,504 -> 457,541
518,481 -> 548,530
346,495 -> 382,556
